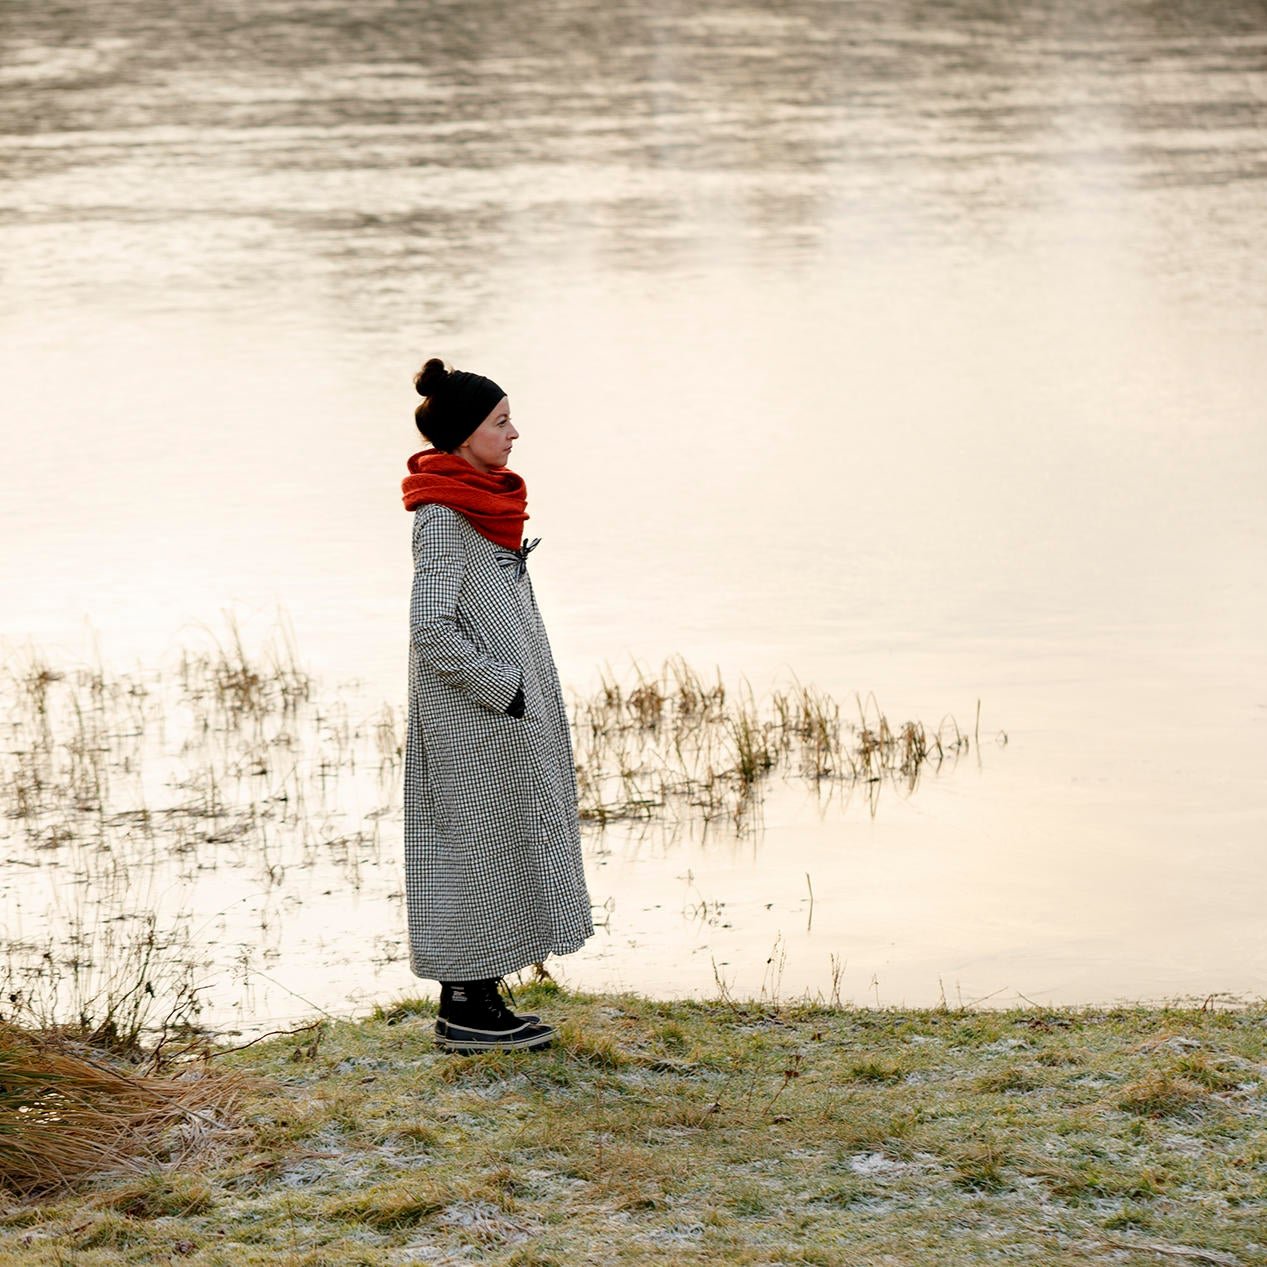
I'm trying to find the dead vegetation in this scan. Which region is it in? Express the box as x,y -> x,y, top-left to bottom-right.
2,624 -> 989,1045
0,1023 -> 246,1197
571,657 -> 989,828
0,618 -> 391,1047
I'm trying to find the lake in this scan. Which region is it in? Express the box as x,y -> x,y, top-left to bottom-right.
2,0 -> 1265,1028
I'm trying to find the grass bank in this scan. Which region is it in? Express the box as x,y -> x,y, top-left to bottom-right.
2,986 -> 1264,1266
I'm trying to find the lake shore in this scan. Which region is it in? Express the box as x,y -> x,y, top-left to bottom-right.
3,987 -> 1264,1266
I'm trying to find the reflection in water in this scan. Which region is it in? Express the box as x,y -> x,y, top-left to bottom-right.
1,1 -> 1265,1012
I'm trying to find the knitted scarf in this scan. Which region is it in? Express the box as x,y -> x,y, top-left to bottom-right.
401,449 -> 529,551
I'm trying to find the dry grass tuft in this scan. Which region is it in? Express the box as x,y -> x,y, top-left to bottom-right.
972,1063 -> 1042,1093
0,1022 -> 247,1196
558,1023 -> 627,1069
1117,1069 -> 1210,1119
90,1171 -> 215,1218
1173,1051 -> 1243,1092
845,1056 -> 906,1084
947,1138 -> 1012,1190
324,1177 -> 452,1229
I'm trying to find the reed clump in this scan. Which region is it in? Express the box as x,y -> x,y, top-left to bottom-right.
0,1022 -> 246,1196
571,659 -> 981,827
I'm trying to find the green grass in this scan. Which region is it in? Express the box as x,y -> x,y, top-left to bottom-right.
1,989 -> 1264,1265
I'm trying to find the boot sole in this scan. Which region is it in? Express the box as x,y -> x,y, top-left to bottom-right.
435,1016 -> 541,1034
435,1028 -> 555,1054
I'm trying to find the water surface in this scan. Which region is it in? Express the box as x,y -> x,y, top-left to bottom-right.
2,0 -> 1265,1017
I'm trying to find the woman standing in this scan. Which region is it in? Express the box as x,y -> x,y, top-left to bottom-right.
400,358 -> 593,1053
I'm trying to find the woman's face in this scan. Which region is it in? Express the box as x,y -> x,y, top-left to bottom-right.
457,397 -> 518,472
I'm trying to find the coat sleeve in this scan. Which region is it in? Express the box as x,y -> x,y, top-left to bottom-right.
410,505 -> 522,712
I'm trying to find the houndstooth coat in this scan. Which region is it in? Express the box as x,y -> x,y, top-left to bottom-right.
404,503 -> 593,981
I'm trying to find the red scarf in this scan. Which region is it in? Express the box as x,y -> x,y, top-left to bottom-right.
401,449 -> 529,551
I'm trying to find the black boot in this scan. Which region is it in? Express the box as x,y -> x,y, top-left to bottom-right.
435,981 -> 554,1054
484,977 -> 541,1027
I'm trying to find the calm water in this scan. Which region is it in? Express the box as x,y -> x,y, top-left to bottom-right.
2,0 -> 1266,1020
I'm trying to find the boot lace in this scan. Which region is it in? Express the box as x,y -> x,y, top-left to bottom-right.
482,979 -> 523,1028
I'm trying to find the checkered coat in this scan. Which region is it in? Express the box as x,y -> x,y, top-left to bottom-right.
404,503 -> 593,981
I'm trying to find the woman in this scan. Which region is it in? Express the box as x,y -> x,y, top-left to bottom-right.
400,358 -> 593,1053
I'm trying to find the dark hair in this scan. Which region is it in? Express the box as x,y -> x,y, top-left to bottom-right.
412,357 -> 507,452
413,358 -> 454,449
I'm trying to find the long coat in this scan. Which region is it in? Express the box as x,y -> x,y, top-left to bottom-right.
404,503 -> 593,981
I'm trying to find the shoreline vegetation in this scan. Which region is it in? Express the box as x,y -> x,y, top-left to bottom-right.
8,621 -> 1261,1262
2,987 -> 1264,1265
0,618 -> 996,1047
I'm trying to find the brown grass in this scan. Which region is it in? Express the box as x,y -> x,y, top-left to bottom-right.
0,1022 -> 248,1196
571,658 -> 981,828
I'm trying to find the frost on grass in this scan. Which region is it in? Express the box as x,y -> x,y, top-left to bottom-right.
636,1220 -> 706,1245
394,1245 -> 473,1265
847,1151 -> 912,1178
437,1200 -> 539,1246
2,995 -> 1264,1266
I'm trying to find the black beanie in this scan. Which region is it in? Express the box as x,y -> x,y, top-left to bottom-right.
413,359 -> 506,451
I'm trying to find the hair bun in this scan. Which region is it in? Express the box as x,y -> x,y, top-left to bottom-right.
413,357 -> 449,398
